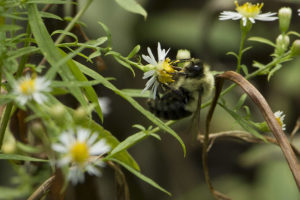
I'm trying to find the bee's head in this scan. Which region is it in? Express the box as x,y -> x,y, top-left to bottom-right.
184,63 -> 204,78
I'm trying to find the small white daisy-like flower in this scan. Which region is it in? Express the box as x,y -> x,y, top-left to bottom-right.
274,110 -> 286,131
142,42 -> 175,98
219,1 -> 278,26
52,127 -> 111,185
13,74 -> 51,106
298,9 -> 300,16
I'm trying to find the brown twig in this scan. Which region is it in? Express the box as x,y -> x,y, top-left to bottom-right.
290,118 -> 300,142
27,175 -> 56,200
107,161 -> 130,200
208,71 -> 300,191
197,130 -> 300,157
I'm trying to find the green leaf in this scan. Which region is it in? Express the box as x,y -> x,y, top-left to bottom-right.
241,46 -> 252,54
234,94 -> 247,111
226,51 -> 238,59
39,11 -> 63,20
287,31 -> 300,38
267,64 -> 282,81
108,132 -> 148,158
76,61 -> 186,156
88,51 -> 101,60
220,104 -> 266,141
0,154 -> 48,162
241,64 -> 248,76
28,4 -> 92,116
127,45 -> 140,59
121,89 -> 150,98
114,56 -> 135,76
248,37 -> 276,47
58,50 -> 104,122
110,158 -> 171,196
98,21 -> 111,48
132,124 -> 146,131
115,0 -> 147,19
51,30 -> 78,44
26,0 -> 68,4
0,24 -> 22,32
7,46 -> 39,60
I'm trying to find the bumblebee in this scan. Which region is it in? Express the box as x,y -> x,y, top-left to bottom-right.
147,59 -> 214,120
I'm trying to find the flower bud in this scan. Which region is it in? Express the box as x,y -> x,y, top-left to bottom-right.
73,106 -> 88,123
31,121 -> 45,137
278,7 -> 292,33
49,104 -> 67,125
2,135 -> 16,154
275,34 -> 290,55
176,49 -> 191,60
290,40 -> 300,57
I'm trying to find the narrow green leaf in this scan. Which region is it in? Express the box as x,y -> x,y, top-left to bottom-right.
121,89 -> 150,98
51,79 -> 103,87
0,154 -> 48,162
110,158 -> 171,196
89,51 -> 101,60
226,51 -> 238,59
127,45 -> 140,59
241,64 -> 248,76
115,0 -> 147,19
7,46 -> 38,60
132,124 -> 146,131
28,4 -> 90,112
108,132 -> 148,158
26,0 -> 68,4
76,61 -> 186,156
234,94 -> 247,111
98,21 -> 111,47
114,56 -> 135,76
39,11 -> 63,20
59,50 -> 103,122
51,30 -> 78,43
287,31 -> 300,38
241,46 -> 252,54
267,64 -> 282,81
248,37 -> 276,47
0,24 -> 22,32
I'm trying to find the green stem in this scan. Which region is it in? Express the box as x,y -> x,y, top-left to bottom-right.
55,0 -> 93,45
236,29 -> 247,73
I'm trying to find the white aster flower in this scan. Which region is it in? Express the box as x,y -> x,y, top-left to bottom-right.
13,74 -> 51,106
298,9 -> 300,16
274,110 -> 286,131
219,1 -> 278,26
52,127 -> 111,185
142,42 -> 175,98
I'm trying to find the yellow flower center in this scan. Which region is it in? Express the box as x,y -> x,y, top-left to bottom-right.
20,79 -> 36,95
235,1 -> 263,18
157,58 -> 175,84
70,141 -> 89,164
276,117 -> 283,127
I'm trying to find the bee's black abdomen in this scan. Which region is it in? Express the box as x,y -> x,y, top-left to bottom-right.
147,88 -> 193,120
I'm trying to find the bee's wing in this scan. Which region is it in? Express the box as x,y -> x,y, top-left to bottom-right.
186,90 -> 202,142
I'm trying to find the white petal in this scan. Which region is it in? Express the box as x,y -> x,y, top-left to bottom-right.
255,13 -> 278,21
219,11 -> 242,20
249,17 -> 255,24
147,47 -> 157,65
242,17 -> 247,26
86,164 -> 101,176
142,55 -> 157,65
52,143 -> 67,153
59,132 -> 74,147
68,166 -> 85,185
142,70 -> 155,79
89,139 -> 111,155
143,75 -> 156,93
57,156 -> 72,167
87,133 -> 98,146
151,81 -> 160,99
77,128 -> 91,142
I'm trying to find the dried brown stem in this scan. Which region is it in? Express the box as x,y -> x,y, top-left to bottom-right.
290,118 -> 300,142
209,71 -> 300,191
198,130 -> 300,157
27,175 -> 56,200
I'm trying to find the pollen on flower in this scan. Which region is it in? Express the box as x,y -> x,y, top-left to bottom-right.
70,141 -> 89,164
19,78 -> 36,95
235,1 -> 263,18
275,117 -> 283,127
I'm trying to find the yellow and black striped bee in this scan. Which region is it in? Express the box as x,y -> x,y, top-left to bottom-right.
147,58 -> 214,120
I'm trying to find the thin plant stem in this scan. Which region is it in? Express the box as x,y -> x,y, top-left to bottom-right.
236,28 -> 248,73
